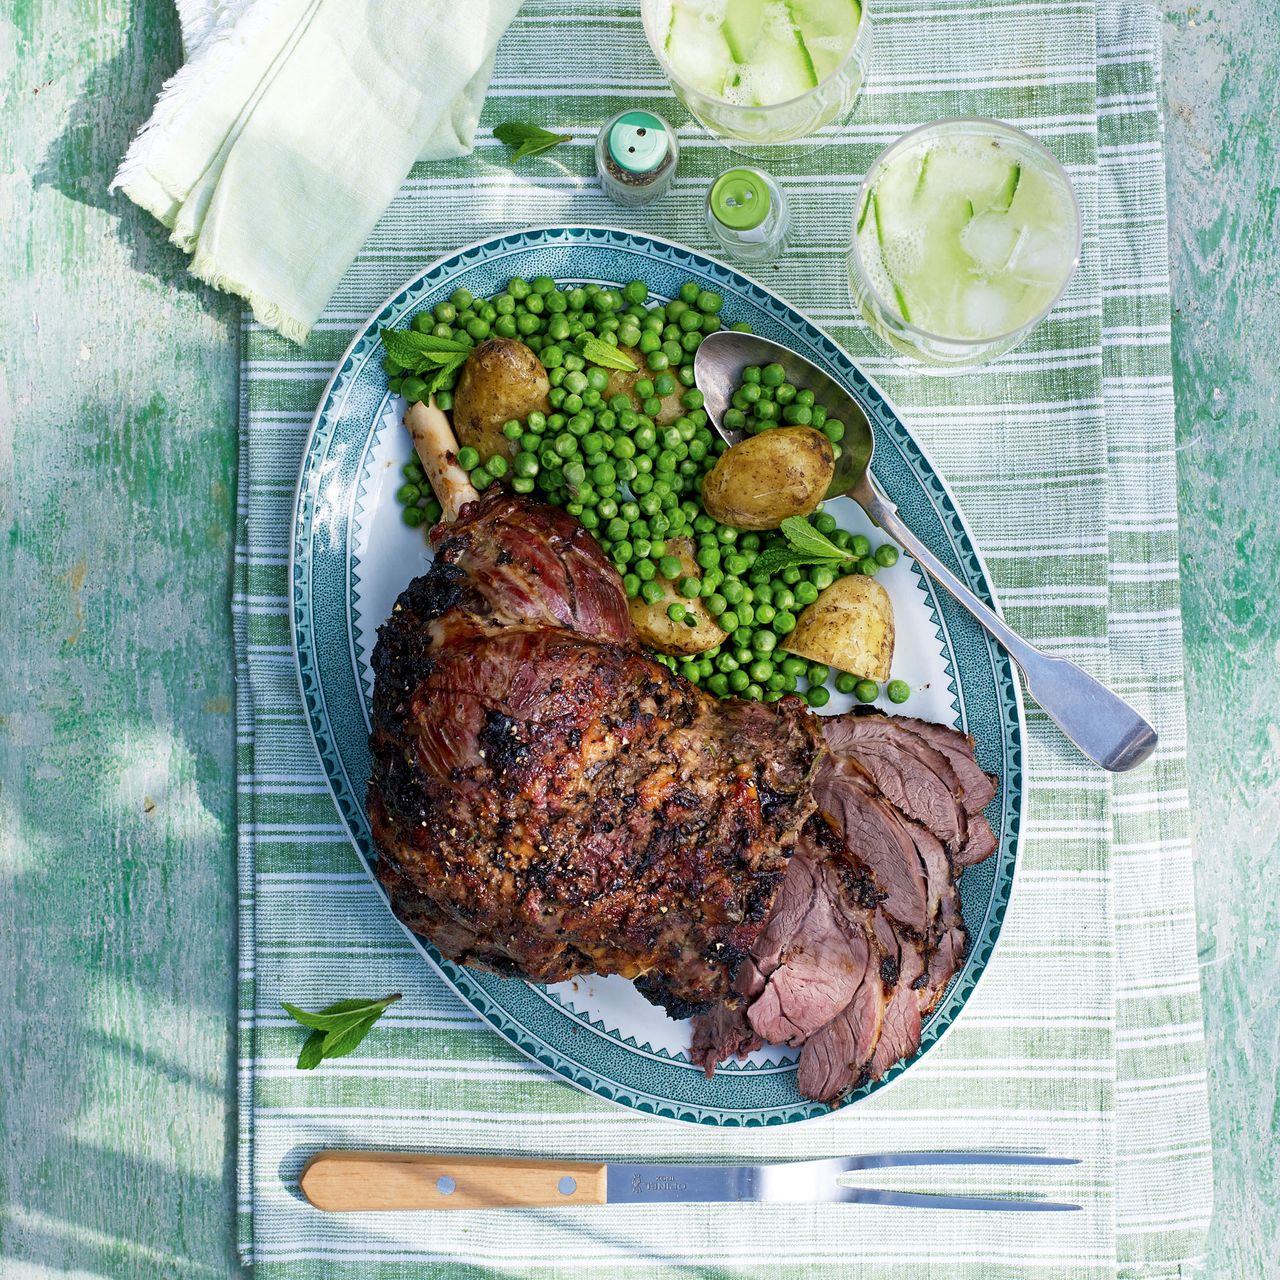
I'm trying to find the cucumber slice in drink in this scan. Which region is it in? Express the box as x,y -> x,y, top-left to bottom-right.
666,1 -> 734,98
994,164 -> 1022,211
786,0 -> 862,79
735,6 -> 819,104
722,0 -> 767,63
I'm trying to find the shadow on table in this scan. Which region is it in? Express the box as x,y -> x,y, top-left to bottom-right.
33,0 -> 229,313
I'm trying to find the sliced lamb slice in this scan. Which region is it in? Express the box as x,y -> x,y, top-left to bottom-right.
795,964 -> 886,1105
915,874 -> 969,1014
869,908 -> 926,1079
746,853 -> 873,1047
821,713 -> 968,853
811,757 -> 931,934
894,716 -> 997,816
690,1001 -> 761,1077
954,812 -> 998,867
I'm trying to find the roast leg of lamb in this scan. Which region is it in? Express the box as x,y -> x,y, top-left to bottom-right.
368,484 -> 824,1017
368,400 -> 997,1104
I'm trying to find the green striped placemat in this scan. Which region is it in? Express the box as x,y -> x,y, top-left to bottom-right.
234,1 -> 1211,1273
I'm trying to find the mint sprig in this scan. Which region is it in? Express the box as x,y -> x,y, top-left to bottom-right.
493,120 -> 572,162
381,327 -> 470,372
283,993 -> 401,1070
751,517 -> 874,579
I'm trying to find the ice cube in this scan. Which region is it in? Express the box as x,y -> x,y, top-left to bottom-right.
960,282 -> 1018,339
960,213 -> 1020,273
1008,226 -> 1073,285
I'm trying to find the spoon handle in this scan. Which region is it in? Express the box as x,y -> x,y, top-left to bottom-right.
855,481 -> 1157,772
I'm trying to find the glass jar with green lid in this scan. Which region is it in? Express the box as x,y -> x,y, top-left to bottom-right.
705,166 -> 790,263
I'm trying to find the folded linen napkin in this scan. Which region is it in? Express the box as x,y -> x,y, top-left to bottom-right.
113,0 -> 522,342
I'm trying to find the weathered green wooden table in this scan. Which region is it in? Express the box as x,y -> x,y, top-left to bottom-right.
1,2 -> 1275,1274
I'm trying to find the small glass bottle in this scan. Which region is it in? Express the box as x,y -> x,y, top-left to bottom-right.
705,167 -> 790,264
595,110 -> 678,207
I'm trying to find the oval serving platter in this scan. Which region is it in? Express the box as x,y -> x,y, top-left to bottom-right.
292,226 -> 1024,1126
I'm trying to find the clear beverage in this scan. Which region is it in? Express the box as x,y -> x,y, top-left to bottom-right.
642,0 -> 869,146
849,119 -> 1081,367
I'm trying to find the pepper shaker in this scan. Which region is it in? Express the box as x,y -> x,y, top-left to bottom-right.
595,110 -> 678,207
705,167 -> 790,264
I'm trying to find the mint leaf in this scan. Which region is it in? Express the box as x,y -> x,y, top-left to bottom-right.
315,1013 -> 383,1062
282,995 -> 400,1033
751,547 -> 834,578
422,353 -> 467,397
297,1029 -> 328,1071
779,516 -> 851,562
284,993 -> 401,1069
494,120 -> 572,162
578,337 -> 638,372
381,327 -> 470,373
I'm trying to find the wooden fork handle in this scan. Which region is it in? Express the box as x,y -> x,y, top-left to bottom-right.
300,1150 -> 608,1211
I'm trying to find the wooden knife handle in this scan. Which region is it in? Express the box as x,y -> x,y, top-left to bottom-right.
300,1150 -> 609,1211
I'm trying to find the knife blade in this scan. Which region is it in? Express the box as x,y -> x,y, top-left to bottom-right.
301,1151 -> 1081,1212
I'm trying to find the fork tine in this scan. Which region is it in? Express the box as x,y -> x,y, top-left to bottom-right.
839,1187 -> 1082,1212
837,1152 -> 1080,1172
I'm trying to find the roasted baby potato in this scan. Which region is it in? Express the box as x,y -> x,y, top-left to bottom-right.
782,575 -> 895,681
700,427 -> 836,530
452,339 -> 551,462
627,539 -> 722,656
606,347 -> 684,425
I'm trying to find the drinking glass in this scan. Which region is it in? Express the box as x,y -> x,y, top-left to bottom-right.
848,118 -> 1081,368
641,0 -> 872,148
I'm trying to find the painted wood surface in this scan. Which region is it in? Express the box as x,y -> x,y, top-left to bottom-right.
0,1 -> 1274,1275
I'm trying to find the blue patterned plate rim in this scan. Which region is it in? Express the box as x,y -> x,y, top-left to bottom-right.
290,225 -> 1026,1127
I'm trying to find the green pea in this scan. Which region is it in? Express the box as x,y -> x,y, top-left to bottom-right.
396,482 -> 421,506
875,543 -> 900,568
621,572 -> 641,599
563,461 -> 587,488
511,476 -> 536,494
782,404 -> 812,425
851,533 -> 871,558
639,579 -> 664,604
859,556 -> 880,576
402,505 -> 426,527
805,685 -> 831,709
667,602 -> 687,623
811,567 -> 835,590
854,680 -> 879,704
761,363 -> 785,387
678,576 -> 702,599
658,554 -> 683,580
794,581 -> 819,606
727,669 -> 750,693
401,376 -> 428,403
456,446 -> 480,471
834,672 -> 857,695
696,289 -> 723,314
707,673 -> 729,697
647,350 -> 670,372
471,466 -> 494,491
886,679 -> 911,704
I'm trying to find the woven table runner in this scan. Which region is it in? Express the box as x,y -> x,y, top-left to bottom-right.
234,1 -> 1211,1273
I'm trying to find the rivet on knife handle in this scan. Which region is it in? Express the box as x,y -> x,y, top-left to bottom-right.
300,1151 -> 608,1211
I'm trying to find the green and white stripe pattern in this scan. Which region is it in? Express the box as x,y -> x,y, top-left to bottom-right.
235,1 -> 1211,1273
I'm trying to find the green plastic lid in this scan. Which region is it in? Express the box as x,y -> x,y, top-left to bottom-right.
709,168 -> 771,231
607,111 -> 670,174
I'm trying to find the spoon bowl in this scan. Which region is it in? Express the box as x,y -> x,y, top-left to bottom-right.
693,330 -> 1158,773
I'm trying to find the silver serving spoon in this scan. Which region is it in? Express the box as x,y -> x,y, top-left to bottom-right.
694,330 -> 1157,773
